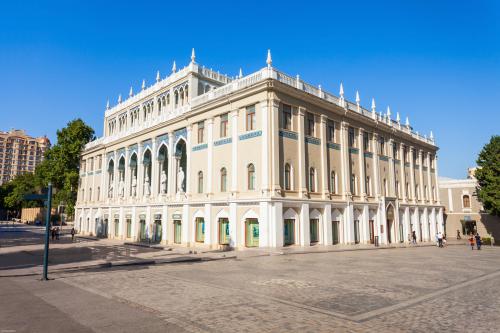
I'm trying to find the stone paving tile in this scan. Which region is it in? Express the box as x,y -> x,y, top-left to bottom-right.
60,246 -> 500,332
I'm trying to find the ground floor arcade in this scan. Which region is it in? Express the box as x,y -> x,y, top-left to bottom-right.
75,199 -> 444,249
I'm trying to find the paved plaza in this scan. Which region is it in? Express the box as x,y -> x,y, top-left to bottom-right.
1,228 -> 499,333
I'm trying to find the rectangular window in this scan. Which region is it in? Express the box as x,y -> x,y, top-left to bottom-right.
246,105 -> 256,131
363,132 -> 370,151
197,121 -> 204,144
220,114 -> 229,137
282,104 -> 292,130
393,143 -> 399,159
348,127 -> 356,148
195,217 -> 205,242
307,113 -> 315,136
328,121 -> 335,142
379,136 -> 385,155
218,218 -> 230,245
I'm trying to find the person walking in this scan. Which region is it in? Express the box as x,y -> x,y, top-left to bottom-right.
435,232 -> 439,247
412,231 -> 417,245
475,233 -> 482,250
51,227 -> 56,241
71,227 -> 76,242
437,232 -> 443,248
468,234 -> 475,250
456,229 -> 461,240
55,227 -> 60,240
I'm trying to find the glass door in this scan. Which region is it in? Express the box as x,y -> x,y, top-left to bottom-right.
153,220 -> 162,243
310,219 -> 319,244
354,220 -> 360,244
139,219 -> 146,241
369,220 -> 374,244
245,219 -> 259,247
218,218 -> 229,245
284,219 -> 295,245
332,221 -> 339,244
114,218 -> 120,237
126,218 -> 132,238
195,217 -> 205,243
174,220 -> 182,244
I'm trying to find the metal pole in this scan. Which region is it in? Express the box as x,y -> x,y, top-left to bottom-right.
42,183 -> 52,281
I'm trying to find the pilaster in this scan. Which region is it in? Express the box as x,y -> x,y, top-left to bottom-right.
340,122 -> 350,199
206,118 -> 214,195
260,100 -> 270,195
230,110 -> 238,195
270,99 -> 281,195
320,115 -> 329,199
358,128 -> 366,198
297,107 -> 307,197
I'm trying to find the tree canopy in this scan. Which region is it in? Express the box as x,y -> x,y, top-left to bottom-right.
0,119 -> 94,217
475,135 -> 500,216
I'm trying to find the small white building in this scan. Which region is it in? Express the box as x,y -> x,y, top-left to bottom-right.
75,50 -> 444,249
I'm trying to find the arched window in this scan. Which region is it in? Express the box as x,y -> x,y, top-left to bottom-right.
89,187 -> 92,201
198,171 -> 203,193
82,189 -> 85,202
330,171 -> 336,194
284,164 -> 291,191
248,164 -> 255,190
383,178 -> 387,196
220,168 -> 227,192
309,168 -> 316,192
97,186 -> 100,201
366,176 -> 371,196
424,185 -> 428,200
463,195 -> 470,208
351,174 -> 357,195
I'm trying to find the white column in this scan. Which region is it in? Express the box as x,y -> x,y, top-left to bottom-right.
113,151 -> 118,199
345,202 -> 355,244
418,150 -> 425,202
271,201 -> 283,247
259,201 -> 269,247
388,139 -> 396,197
137,144 -> 144,198
300,203 -> 310,246
358,128 -> 366,198
206,119 -> 214,195
162,205 -> 168,244
182,204 -> 189,244
362,204 -> 369,243
448,188 -> 454,212
433,155 -> 441,205
297,107 -> 307,197
414,208 -> 421,242
340,122 -> 350,199
125,148 -> 131,197
131,206 -> 137,240
230,110 -> 238,194
323,204 -> 332,245
204,203 -> 212,246
229,202 -> 237,248
260,100 -> 270,194
146,205 -> 152,240
186,125 -> 192,195
151,138 -> 158,197
429,207 -> 436,239
167,133 -> 175,197
426,153 -> 433,203
409,147 -> 416,203
404,206 -> 411,242
270,100 -> 281,194
400,144 -> 407,202
320,115 -> 329,199
372,133 -> 381,198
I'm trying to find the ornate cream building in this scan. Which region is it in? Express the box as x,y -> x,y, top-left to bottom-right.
75,50 -> 444,248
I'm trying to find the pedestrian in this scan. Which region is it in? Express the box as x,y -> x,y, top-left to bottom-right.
437,232 -> 443,248
468,234 -> 475,250
71,227 -> 76,242
412,231 -> 417,244
475,233 -> 482,250
435,232 -> 439,247
456,229 -> 461,240
55,227 -> 60,240
443,234 -> 447,247
51,227 -> 56,241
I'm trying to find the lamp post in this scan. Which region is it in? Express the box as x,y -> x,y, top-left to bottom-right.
42,183 -> 52,281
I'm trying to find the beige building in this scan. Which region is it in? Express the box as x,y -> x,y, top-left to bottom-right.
75,50 -> 444,248
439,169 -> 500,242
0,129 -> 50,185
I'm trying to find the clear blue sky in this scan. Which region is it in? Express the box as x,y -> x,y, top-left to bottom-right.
0,1 -> 498,179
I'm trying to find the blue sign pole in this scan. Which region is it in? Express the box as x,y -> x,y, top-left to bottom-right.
42,183 -> 52,281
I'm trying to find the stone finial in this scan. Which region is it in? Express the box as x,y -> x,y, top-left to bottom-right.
356,90 -> 360,104
106,99 -> 110,110
142,79 -> 146,90
118,94 -> 122,104
339,82 -> 344,97
430,130 -> 434,140
191,48 -> 196,63
156,70 -> 160,83
172,61 -> 177,73
396,112 -> 401,123
129,86 -> 133,97
371,98 -> 376,119
386,106 -> 391,118
266,49 -> 272,68
239,68 -> 243,78
405,116 -> 410,127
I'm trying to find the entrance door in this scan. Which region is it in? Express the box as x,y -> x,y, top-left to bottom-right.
218,218 -> 230,245
332,221 -> 339,244
310,219 -> 319,244
369,220 -> 374,244
284,219 -> 295,246
195,217 -> 205,243
126,218 -> 132,238
354,220 -> 360,244
464,221 -> 477,236
139,219 -> 146,241
174,220 -> 182,244
153,220 -> 162,243
387,220 -> 393,243
245,219 -> 259,247
114,219 -> 120,237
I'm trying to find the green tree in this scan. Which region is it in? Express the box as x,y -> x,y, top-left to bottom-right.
475,135 -> 500,216
35,119 -> 95,216
2,173 -> 39,211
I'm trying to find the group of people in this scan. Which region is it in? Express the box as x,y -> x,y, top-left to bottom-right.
50,226 -> 77,241
468,233 -> 483,250
435,232 -> 447,247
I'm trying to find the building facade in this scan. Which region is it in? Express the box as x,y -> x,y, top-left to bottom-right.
0,129 -> 50,185
75,50 -> 444,249
439,169 -> 500,242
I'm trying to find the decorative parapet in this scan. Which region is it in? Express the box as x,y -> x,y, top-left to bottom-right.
214,137 -> 232,146
328,143 -> 341,150
192,143 -> 208,152
279,130 -> 298,140
239,130 -> 262,141
305,136 -> 321,145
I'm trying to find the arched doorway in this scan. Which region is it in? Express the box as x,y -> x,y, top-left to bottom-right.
107,159 -> 114,198
129,153 -> 138,197
118,156 -> 125,197
158,144 -> 169,194
143,150 -> 152,196
386,204 -> 395,244
283,208 -> 297,246
175,139 -> 187,193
